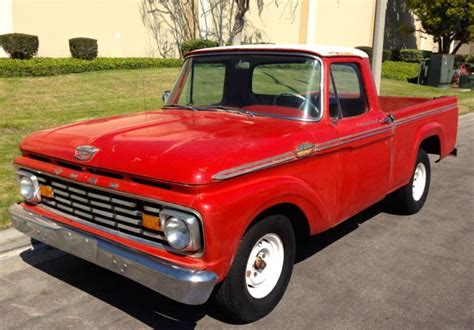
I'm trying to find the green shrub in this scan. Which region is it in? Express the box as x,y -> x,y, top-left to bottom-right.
180,39 -> 219,56
69,37 -> 98,60
399,49 -> 431,63
0,57 -> 183,77
381,60 -> 419,81
0,33 -> 39,59
390,49 -> 401,61
467,55 -> 474,64
356,46 -> 373,59
454,54 -> 471,65
355,46 -> 391,62
383,49 -> 392,62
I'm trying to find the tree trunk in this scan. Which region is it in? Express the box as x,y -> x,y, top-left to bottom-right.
441,35 -> 452,54
232,12 -> 245,45
231,0 -> 249,45
451,41 -> 464,54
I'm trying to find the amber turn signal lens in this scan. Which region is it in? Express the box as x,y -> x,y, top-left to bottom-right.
39,185 -> 54,198
142,213 -> 161,231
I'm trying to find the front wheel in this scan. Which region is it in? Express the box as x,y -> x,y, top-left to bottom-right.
393,149 -> 431,214
212,215 -> 295,324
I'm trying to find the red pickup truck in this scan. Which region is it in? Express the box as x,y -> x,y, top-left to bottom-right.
10,45 -> 458,323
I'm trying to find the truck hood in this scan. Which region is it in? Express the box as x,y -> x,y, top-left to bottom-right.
20,110 -> 314,185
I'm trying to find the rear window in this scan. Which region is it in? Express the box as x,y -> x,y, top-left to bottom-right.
252,62 -> 321,95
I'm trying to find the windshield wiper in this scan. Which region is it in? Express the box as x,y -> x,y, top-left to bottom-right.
209,105 -> 255,117
162,104 -> 199,111
163,104 -> 255,117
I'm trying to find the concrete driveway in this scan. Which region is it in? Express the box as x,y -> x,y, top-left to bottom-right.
1,115 -> 473,329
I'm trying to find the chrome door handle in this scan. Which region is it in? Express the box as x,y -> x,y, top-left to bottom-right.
379,114 -> 394,124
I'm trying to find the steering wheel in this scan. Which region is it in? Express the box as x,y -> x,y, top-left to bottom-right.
274,92 -> 320,117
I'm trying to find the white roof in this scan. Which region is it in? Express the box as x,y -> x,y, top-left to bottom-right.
191,44 -> 369,58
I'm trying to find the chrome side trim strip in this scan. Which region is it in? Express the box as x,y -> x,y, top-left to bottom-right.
212,152 -> 296,180
394,104 -> 457,127
212,103 -> 457,181
339,126 -> 393,145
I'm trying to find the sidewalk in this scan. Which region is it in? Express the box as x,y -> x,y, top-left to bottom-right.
0,226 -> 32,257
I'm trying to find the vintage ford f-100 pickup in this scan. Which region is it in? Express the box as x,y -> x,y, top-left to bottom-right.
10,45 -> 458,323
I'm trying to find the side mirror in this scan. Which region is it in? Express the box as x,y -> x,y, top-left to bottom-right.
162,90 -> 171,104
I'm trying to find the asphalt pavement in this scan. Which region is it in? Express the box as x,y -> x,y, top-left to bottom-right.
0,114 -> 473,329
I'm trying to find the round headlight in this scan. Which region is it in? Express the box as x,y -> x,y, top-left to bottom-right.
163,217 -> 190,250
20,176 -> 36,200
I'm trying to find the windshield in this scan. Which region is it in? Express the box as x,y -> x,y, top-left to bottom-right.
166,53 -> 322,121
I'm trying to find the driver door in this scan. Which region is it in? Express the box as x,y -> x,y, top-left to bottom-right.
328,60 -> 394,222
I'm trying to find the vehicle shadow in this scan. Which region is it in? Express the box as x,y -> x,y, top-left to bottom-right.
295,200 -> 387,263
19,199 -> 399,328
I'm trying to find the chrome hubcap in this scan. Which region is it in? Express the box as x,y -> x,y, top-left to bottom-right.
245,233 -> 284,299
412,162 -> 427,201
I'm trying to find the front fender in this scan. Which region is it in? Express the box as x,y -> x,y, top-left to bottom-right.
192,173 -> 333,280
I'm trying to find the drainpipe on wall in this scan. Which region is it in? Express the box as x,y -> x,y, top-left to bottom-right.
371,0 -> 387,93
306,0 -> 318,44
0,0 -> 13,57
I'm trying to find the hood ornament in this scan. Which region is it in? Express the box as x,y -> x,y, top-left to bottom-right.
74,145 -> 99,161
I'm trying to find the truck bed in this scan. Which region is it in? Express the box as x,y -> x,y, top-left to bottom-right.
379,95 -> 458,192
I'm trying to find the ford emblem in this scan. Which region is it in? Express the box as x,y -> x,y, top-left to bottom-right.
74,145 -> 99,161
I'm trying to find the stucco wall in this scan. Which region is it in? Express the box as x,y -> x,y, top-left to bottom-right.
12,0 -> 153,57
243,1 -> 303,44
7,0 -> 443,58
0,0 -> 13,57
313,0 -> 376,47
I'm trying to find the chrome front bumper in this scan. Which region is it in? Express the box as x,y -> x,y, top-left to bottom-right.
9,203 -> 217,305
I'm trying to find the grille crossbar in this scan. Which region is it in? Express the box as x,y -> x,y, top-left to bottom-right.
36,173 -> 168,244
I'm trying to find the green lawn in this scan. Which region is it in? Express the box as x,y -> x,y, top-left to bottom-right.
381,79 -> 473,114
0,68 -> 472,228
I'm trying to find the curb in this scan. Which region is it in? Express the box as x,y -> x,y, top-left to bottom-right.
0,227 -> 33,256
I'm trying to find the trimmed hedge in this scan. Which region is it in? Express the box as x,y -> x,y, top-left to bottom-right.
0,57 -> 183,77
355,46 -> 391,62
399,49 -> 432,63
455,54 -> 474,65
69,37 -> 98,60
381,60 -> 419,81
0,33 -> 39,59
180,39 -> 219,56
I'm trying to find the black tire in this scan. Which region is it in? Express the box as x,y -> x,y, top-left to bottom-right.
212,215 -> 295,324
393,149 -> 431,215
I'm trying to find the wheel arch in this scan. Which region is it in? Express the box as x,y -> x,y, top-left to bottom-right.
250,202 -> 311,243
412,121 -> 445,165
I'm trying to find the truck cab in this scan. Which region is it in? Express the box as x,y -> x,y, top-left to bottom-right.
10,45 -> 458,323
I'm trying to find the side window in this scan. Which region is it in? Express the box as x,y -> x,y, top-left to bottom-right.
179,63 -> 226,105
329,63 -> 368,118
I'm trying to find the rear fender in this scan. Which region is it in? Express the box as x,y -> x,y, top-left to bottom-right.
412,121 -> 445,165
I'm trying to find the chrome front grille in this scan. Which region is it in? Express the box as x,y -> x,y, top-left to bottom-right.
33,172 -> 168,246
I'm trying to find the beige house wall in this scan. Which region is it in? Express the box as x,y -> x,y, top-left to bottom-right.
244,0 -> 377,48
414,18 -> 437,52
12,0 -> 153,57
243,2 -> 303,44
0,0 -> 13,57
7,0 -> 446,58
313,0 -> 376,47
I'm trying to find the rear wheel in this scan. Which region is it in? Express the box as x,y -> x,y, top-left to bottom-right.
393,149 -> 431,214
212,215 -> 295,324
